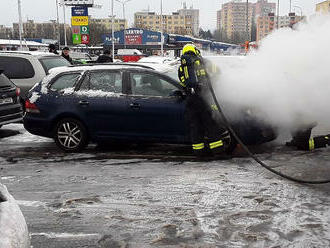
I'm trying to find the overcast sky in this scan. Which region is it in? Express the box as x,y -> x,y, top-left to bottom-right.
1,0 -> 322,30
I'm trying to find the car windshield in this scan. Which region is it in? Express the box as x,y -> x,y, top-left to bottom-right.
0,73 -> 14,87
39,57 -> 71,74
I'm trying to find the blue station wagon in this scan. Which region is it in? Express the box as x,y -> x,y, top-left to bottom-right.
23,64 -> 276,152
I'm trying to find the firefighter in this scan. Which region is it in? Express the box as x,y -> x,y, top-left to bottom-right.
286,126 -> 330,151
178,43 -> 230,157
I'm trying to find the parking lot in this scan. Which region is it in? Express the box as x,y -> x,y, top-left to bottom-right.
1,123 -> 330,247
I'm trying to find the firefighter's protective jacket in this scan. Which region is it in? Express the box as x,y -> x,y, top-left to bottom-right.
178,54 -> 220,91
178,54 -> 207,90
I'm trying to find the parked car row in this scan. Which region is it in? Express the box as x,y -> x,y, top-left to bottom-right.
0,51 -> 277,152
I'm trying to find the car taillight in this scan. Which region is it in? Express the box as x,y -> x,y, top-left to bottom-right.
16,87 -> 20,96
25,100 -> 40,113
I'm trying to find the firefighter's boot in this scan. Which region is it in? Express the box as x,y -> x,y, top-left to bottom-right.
309,135 -> 330,150
192,143 -> 210,157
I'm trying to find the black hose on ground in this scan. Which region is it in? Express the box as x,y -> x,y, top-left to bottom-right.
206,79 -> 330,184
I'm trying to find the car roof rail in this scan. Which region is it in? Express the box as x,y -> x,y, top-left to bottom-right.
68,62 -> 155,70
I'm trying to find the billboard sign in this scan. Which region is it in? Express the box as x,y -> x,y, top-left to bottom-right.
81,34 -> 90,44
72,26 -> 80,34
72,34 -> 81,44
125,34 -> 142,45
71,16 -> 88,26
62,0 -> 94,6
80,26 -> 89,34
72,6 -> 88,16
103,29 -> 168,46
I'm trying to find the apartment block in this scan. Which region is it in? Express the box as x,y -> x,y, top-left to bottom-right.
177,2 -> 199,36
13,20 -> 60,39
217,0 -> 276,42
90,18 -> 127,31
316,0 -> 330,14
257,13 -> 304,42
134,11 -> 193,36
0,25 -> 13,39
254,0 -> 276,20
217,0 -> 254,42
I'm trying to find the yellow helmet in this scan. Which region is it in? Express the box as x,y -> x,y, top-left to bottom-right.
182,43 -> 200,56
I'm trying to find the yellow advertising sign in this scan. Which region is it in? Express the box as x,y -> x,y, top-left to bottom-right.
71,16 -> 88,26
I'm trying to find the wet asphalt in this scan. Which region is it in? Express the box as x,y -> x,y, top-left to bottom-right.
0,124 -> 330,248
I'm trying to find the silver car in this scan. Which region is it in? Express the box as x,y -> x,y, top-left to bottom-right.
0,51 -> 71,101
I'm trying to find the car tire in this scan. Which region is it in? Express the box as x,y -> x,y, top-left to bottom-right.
54,118 -> 88,152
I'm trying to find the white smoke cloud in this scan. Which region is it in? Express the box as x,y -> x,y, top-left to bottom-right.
213,14 -> 330,133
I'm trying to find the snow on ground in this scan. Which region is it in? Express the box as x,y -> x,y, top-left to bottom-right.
0,124 -> 51,144
1,123 -> 330,247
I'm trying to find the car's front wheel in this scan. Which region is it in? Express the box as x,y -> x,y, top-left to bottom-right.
54,118 -> 88,152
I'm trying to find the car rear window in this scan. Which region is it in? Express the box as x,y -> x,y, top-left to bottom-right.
0,73 -> 14,87
0,56 -> 35,79
50,73 -> 81,91
39,57 -> 71,74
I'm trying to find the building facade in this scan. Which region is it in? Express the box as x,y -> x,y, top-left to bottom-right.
254,0 -> 276,20
89,18 -> 127,31
13,20 -> 61,40
217,0 -> 255,43
256,13 -> 304,42
316,0 -> 330,14
177,2 -> 199,36
0,25 -> 13,39
134,11 -> 193,36
217,0 -> 276,43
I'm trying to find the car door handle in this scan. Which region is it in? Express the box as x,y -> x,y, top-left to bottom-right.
79,100 -> 89,106
130,103 -> 140,109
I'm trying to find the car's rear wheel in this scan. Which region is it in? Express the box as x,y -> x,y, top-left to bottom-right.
54,118 -> 88,152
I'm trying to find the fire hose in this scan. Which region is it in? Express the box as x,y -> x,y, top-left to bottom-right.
206,79 -> 330,184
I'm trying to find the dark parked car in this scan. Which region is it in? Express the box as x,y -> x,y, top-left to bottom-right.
0,70 -> 23,128
23,64 -> 277,152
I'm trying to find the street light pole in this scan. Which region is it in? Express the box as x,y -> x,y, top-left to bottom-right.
115,0 -> 132,21
246,0 -> 249,42
17,0 -> 23,50
111,0 -> 115,59
160,0 -> 164,56
115,0 -> 132,49
289,0 -> 291,13
293,5 -> 302,17
277,0 -> 280,29
56,0 -> 61,49
62,4 -> 67,46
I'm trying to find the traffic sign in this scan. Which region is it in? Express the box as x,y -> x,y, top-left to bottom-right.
71,16 -> 88,26
80,26 -> 89,34
81,34 -> 90,44
72,34 -> 81,44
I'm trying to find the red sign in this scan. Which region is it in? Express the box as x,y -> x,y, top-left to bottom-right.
125,34 -> 142,45
81,34 -> 90,44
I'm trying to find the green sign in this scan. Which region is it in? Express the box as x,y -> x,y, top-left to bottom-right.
72,34 -> 81,44
80,26 -> 89,34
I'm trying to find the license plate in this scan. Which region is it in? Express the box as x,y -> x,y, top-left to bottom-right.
0,97 -> 13,105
